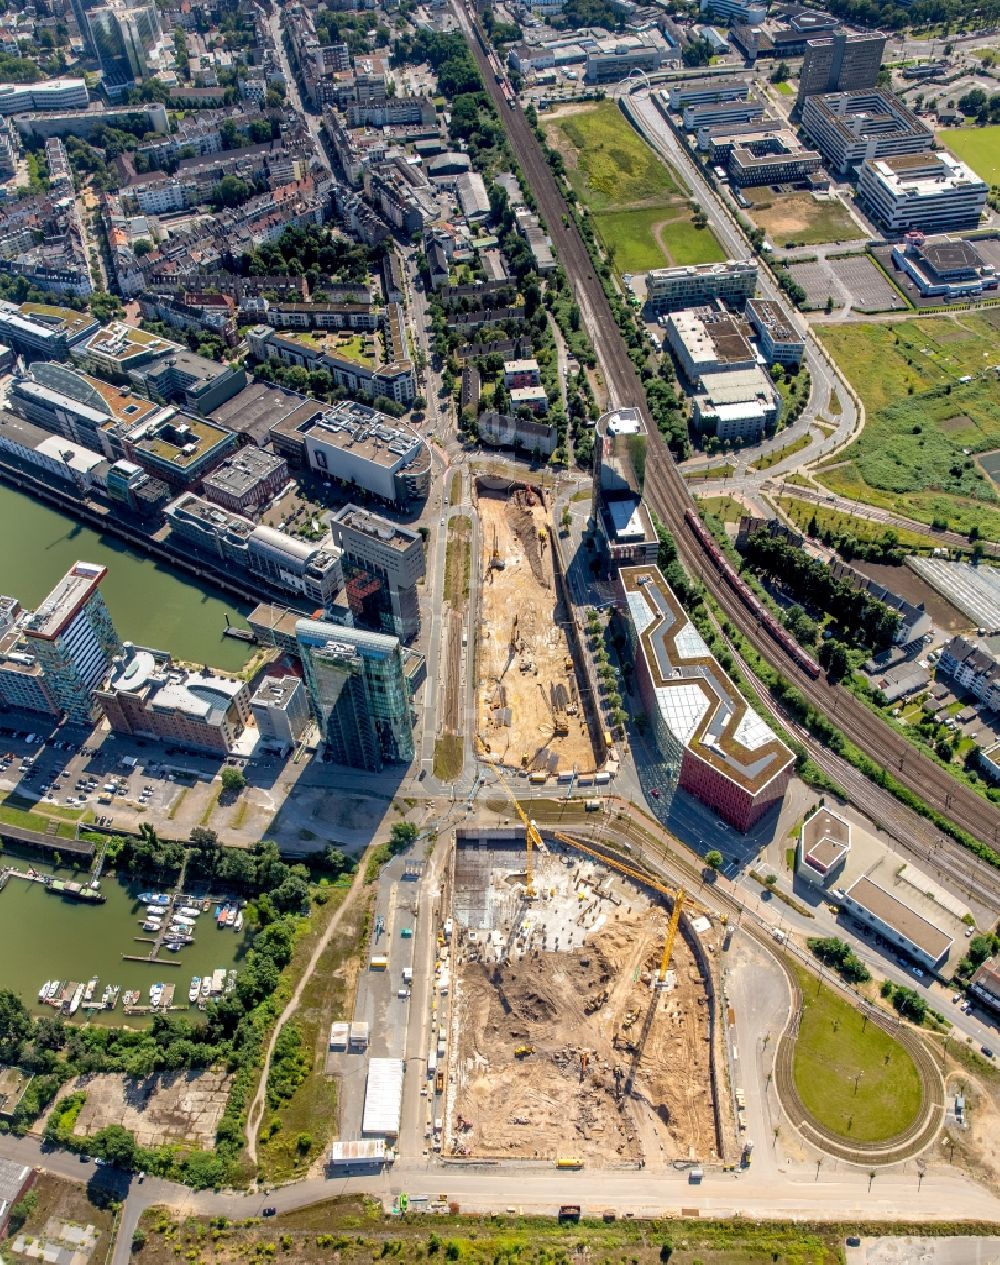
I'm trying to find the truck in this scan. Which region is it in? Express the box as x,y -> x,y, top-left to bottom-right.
435,1069 -> 444,1093
741,1140 -> 754,1167
402,966 -> 413,984
585,799 -> 601,811
688,1167 -> 704,1183
370,956 -> 389,970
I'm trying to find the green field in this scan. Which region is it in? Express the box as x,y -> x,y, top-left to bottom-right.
791,963 -> 923,1143
938,124 -> 1000,185
553,99 -> 681,210
549,101 -> 723,274
777,495 -> 945,551
817,315 -> 1000,538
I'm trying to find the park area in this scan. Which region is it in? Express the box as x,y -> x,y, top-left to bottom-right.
746,190 -> 861,247
546,101 -> 724,274
938,124 -> 1000,185
816,314 -> 1000,538
790,963 -> 923,1143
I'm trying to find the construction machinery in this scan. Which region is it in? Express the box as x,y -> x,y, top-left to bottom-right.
487,768 -> 691,985
514,1045 -> 534,1058
491,528 -> 505,571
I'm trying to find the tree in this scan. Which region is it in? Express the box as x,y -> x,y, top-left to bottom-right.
705,850 -> 723,871
220,766 -> 246,794
389,821 -> 419,853
819,638 -> 850,681
0,988 -> 32,1062
93,1123 -> 138,1170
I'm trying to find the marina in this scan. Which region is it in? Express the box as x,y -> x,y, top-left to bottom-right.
0,849 -> 246,1023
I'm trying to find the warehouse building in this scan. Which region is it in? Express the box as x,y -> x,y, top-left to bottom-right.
858,152 -> 987,234
618,564 -> 793,829
837,875 -> 953,970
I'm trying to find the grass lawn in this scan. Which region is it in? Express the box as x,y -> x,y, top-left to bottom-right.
751,432 -> 812,471
776,495 -> 945,551
661,217 -> 725,265
549,101 -> 723,275
938,123 -> 1000,185
790,961 -> 923,1143
749,192 -> 861,247
775,79 -> 795,95
135,1197 -> 852,1265
433,733 -> 464,780
683,462 -> 736,481
551,100 -> 681,210
444,517 -> 472,605
697,494 -> 745,523
592,207 -> 674,273
816,316 -> 1000,538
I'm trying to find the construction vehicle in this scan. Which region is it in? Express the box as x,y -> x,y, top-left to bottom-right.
487,769 -> 692,985
741,1140 -> 754,1168
491,528 -> 505,571
514,1044 -> 534,1058
436,1069 -> 445,1093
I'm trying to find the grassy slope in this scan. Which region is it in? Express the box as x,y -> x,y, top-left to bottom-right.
817,316 -> 1000,537
791,962 -> 922,1143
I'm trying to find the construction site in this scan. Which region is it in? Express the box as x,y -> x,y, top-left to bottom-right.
475,481 -> 597,775
444,826 -> 725,1168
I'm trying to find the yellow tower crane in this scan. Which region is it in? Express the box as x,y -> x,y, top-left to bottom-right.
489,764 -> 543,895
486,770 -> 692,984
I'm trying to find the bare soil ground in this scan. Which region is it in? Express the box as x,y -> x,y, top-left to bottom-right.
476,488 -> 596,773
72,1068 -> 232,1148
936,1045 -> 1000,1195
453,908 -> 716,1166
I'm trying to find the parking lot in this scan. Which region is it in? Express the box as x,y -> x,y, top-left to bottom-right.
785,254 -> 907,312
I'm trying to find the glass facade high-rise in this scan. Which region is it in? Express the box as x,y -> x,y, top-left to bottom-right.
22,562 -> 122,724
295,617 -> 414,771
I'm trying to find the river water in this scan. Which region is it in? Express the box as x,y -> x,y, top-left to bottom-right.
0,849 -> 244,1023
0,485 -> 253,671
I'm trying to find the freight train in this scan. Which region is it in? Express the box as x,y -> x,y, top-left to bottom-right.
683,507 -> 822,679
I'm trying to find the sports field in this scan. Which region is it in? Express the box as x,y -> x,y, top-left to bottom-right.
817,314 -> 1000,539
938,124 -> 1000,185
548,100 -> 724,274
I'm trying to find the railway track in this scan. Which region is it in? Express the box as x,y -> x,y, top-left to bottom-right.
457,5 -> 1000,893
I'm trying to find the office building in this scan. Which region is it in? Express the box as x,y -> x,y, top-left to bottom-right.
202,448 -> 289,516
109,413 -> 238,489
645,260 -> 757,315
664,309 -> 758,382
859,152 -> 987,234
890,236 -> 996,299
692,366 -> 779,441
699,0 -> 766,21
251,673 -> 311,753
726,129 -> 824,187
683,101 -> 764,132
745,299 -> 805,365
21,562 -> 122,724
619,564 -> 793,828
295,617 -> 414,771
165,493 -> 344,607
592,407 -> 658,567
269,399 -> 431,507
795,806 -> 851,889
95,642 -> 251,754
87,0 -> 161,94
478,410 -> 558,457
0,411 -> 107,493
666,78 -> 750,111
0,598 -> 58,717
800,90 -> 933,176
9,361 -> 168,453
796,32 -> 886,106
0,303 -> 98,360
329,505 -> 425,642
0,79 -> 89,114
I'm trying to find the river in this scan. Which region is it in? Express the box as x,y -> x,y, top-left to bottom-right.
0,484 -> 253,671
0,848 -> 244,1024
